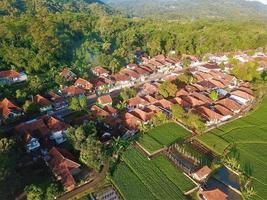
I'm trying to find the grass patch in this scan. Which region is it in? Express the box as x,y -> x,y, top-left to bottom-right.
138,122 -> 191,154
196,133 -> 230,156
152,155 -> 196,192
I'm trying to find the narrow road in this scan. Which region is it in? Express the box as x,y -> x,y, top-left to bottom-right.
57,161 -> 109,200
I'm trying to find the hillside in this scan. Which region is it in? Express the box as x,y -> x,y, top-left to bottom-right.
104,0 -> 267,20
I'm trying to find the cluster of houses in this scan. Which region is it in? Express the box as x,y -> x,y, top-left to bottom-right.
0,51 -> 265,194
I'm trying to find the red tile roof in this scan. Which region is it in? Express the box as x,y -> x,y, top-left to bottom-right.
216,98 -> 242,112
191,92 -> 212,103
48,91 -> 64,103
127,96 -> 149,107
214,104 -> 233,116
92,66 -> 109,76
171,97 -> 182,105
0,70 -> 20,78
103,105 -> 118,115
208,79 -> 226,88
143,105 -> 162,114
97,95 -> 113,105
62,86 -> 85,96
142,83 -> 158,95
60,68 -> 76,81
34,95 -> 52,107
91,105 -> 109,118
196,106 -> 223,122
48,147 -> 80,191
111,73 -> 130,82
176,89 -> 189,97
181,95 -> 205,107
193,165 -> 212,181
231,90 -> 255,101
0,98 -> 22,118
142,95 -> 158,104
120,68 -> 140,79
131,108 -> 154,122
154,99 -> 173,110
122,112 -> 142,130
74,78 -> 93,90
200,188 -> 228,200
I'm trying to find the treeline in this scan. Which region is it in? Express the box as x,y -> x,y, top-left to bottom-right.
1,1 -> 267,100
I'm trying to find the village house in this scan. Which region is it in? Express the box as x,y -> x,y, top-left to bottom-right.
216,98 -> 242,114
111,73 -> 132,89
132,66 -> 150,81
33,94 -> 53,113
119,68 -> 140,82
97,95 -> 113,107
143,105 -> 162,114
196,106 -> 224,126
91,105 -> 109,120
140,82 -> 159,95
180,95 -> 205,109
47,91 -> 68,110
103,105 -> 118,117
47,147 -> 81,191
16,116 -> 69,152
131,108 -> 154,124
154,99 -> 173,113
91,66 -> 110,77
176,89 -> 190,97
0,70 -> 27,85
199,188 -> 228,200
74,78 -> 93,91
60,68 -> 77,82
213,104 -> 234,121
103,116 -> 122,130
142,95 -> 158,104
230,90 -> 255,105
192,165 -> 212,182
91,77 -> 113,94
126,96 -> 149,111
121,112 -> 142,131
0,98 -> 24,125
61,86 -> 85,98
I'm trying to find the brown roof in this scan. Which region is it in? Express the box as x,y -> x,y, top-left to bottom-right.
154,99 -> 173,110
201,188 -> 228,200
16,116 -> 68,138
92,66 -> 109,76
181,95 -> 205,107
62,86 -> 85,96
142,83 -> 158,95
127,96 -> 149,107
48,147 -> 80,191
196,106 -> 223,122
131,108 -> 154,122
191,83 -> 207,92
185,85 -> 199,93
111,73 -> 130,82
193,165 -> 212,180
91,77 -> 112,88
238,87 -> 253,95
74,78 -> 93,90
214,104 -> 233,116
216,98 -> 242,112
91,105 -> 109,118
47,92 -> 64,103
104,116 -> 122,127
202,63 -> 220,70
60,68 -> 76,81
195,72 -> 214,80
176,89 -> 189,97
97,95 -> 113,105
34,95 -> 52,107
122,112 -> 142,130
0,70 -> 20,78
231,90 -> 254,101
191,92 -> 212,103
171,97 -> 182,105
133,66 -> 150,75
208,79 -> 226,88
198,81 -> 217,89
142,95 -> 158,104
120,68 -> 140,79
0,98 -> 22,118
143,105 -> 162,113
103,105 -> 118,115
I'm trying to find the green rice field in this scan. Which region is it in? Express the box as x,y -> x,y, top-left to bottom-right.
111,148 -> 196,200
138,122 -> 192,154
196,97 -> 267,199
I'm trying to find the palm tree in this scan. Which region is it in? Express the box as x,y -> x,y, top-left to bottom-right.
241,187 -> 257,200
111,137 -> 129,160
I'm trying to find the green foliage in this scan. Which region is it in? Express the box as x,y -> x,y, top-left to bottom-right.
23,100 -> 39,113
176,73 -> 196,87
231,61 -> 261,82
69,96 -> 88,112
150,112 -> 168,127
171,104 -> 185,120
118,88 -> 137,104
159,81 -> 177,98
209,90 -> 219,101
25,184 -> 43,200
184,112 -> 206,134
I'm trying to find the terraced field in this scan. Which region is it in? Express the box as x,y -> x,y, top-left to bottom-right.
196,97 -> 267,199
138,122 -> 192,154
111,148 -> 196,200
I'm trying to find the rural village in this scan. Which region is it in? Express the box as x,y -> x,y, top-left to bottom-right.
1,50 -> 267,200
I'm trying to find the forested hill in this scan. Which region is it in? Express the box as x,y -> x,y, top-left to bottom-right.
0,0 -> 112,16
1,0 -> 267,104
104,0 -> 267,20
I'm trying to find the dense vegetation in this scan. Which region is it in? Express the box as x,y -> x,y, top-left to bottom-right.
1,0 -> 267,102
